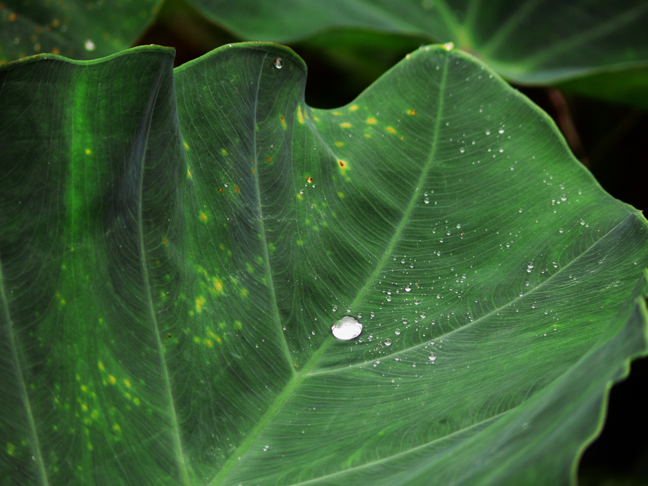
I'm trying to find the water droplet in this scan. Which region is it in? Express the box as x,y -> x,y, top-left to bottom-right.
459,147 -> 465,153
331,315 -> 363,340
306,176 -> 313,183
428,354 -> 437,362
404,286 -> 411,292
394,329 -> 401,335
384,338 -> 392,346
273,58 -> 283,69
526,262 -> 534,273
262,445 -> 270,452
84,39 -> 96,51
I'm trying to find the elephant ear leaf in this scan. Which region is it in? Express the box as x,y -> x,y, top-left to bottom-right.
1,43 -> 647,486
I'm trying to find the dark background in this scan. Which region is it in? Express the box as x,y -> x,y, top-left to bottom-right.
137,0 -> 648,483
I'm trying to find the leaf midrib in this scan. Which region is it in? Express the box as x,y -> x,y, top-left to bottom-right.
210,48 -> 451,486
0,260 -> 50,485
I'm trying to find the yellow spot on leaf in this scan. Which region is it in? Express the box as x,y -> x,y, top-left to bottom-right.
199,211 -> 208,222
297,105 -> 305,124
124,379 -> 131,388
113,424 -> 121,432
91,410 -> 99,419
87,443 -> 93,451
280,115 -> 287,130
406,109 -> 417,115
246,263 -> 254,273
98,361 -> 105,371
340,122 -> 352,128
196,295 -> 206,313
221,148 -> 228,156
366,117 -> 377,125
133,397 -> 141,406
81,403 -> 88,412
335,141 -> 344,147
183,142 -> 189,150
187,168 -> 192,178
241,289 -> 248,297
108,375 -> 116,385
332,111 -> 342,116
337,159 -> 349,170
386,126 -> 397,134
124,392 -> 131,400
212,278 -> 223,294
297,193 -> 303,200
204,339 -> 214,347
349,105 -> 358,111
297,239 -> 304,246
193,336 -> 200,343
81,385 -> 88,392
234,320 -> 243,330
85,148 -> 91,155
338,192 -> 344,198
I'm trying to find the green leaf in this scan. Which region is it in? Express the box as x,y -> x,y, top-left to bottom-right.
0,0 -> 162,63
187,0 -> 648,101
1,43 -> 647,485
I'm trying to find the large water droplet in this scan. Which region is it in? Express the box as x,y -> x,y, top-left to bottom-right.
273,58 -> 283,69
331,315 -> 363,340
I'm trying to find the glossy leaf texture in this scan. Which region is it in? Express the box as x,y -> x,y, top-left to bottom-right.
0,0 -> 163,63
1,43 -> 648,486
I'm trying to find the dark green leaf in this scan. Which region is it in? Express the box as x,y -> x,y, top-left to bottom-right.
1,43 -> 647,485
0,0 -> 162,63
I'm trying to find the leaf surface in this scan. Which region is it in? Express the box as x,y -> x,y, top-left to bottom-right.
1,43 -> 647,486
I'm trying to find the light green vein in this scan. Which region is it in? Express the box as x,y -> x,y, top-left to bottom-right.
0,260 -> 50,486
136,75 -> 190,485
210,48 -> 451,486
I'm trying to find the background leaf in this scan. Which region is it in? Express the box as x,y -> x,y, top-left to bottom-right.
1,42 -> 647,485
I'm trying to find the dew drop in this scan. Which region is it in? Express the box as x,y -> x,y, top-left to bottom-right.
306,176 -> 313,183
273,58 -> 283,69
428,354 -> 437,362
384,338 -> 392,346
262,445 -> 270,452
394,329 -> 401,335
84,39 -> 96,51
331,315 -> 363,340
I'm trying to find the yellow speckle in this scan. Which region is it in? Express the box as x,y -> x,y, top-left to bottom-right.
365,134 -> 371,138
81,385 -> 88,392
187,168 -> 192,178
234,320 -> 243,330
91,410 -> 99,419
246,263 -> 254,273
335,141 -> 344,147
85,148 -> 91,155
208,330 -> 217,339
366,117 -> 377,125
280,115 -> 287,130
108,375 -> 116,385
183,142 -> 189,150
349,105 -> 359,111
338,192 -> 344,198
76,374 -> 81,381
296,239 -> 304,246
241,289 -> 248,297
133,397 -> 141,406
406,109 -> 417,115
113,424 -> 121,432
204,339 -> 214,348
297,193 -> 303,200
81,403 -> 88,412
337,159 -> 349,170
193,336 -> 200,343
199,211 -> 208,222
196,295 -> 206,313
297,105 -> 305,124
340,122 -> 352,128
212,277 -> 223,294
124,392 -> 131,400
124,379 -> 131,388
221,148 -> 228,156
7,443 -> 15,456
332,111 -> 342,116
386,126 -> 397,134
87,443 -> 93,451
